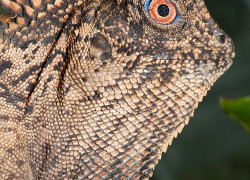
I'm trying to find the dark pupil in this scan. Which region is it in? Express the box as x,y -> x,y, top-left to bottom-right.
157,4 -> 170,17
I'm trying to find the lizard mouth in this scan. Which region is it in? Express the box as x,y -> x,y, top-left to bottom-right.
153,53 -> 234,70
153,49 -> 235,62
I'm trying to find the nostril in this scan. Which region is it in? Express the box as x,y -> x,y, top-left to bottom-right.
216,34 -> 227,45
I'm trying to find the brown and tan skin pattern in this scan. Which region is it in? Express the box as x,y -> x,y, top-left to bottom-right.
0,0 -> 235,179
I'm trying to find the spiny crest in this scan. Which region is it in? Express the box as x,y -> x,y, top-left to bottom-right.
0,0 -> 84,45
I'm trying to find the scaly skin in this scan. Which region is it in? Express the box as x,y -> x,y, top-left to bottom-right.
0,0 -> 234,179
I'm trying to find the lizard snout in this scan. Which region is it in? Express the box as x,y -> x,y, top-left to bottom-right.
215,32 -> 235,58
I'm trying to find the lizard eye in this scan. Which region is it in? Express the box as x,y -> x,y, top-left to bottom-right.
145,0 -> 178,25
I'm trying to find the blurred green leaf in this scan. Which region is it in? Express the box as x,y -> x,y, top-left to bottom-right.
220,96 -> 250,132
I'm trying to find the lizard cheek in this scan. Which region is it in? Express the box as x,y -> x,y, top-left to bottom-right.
90,33 -> 111,60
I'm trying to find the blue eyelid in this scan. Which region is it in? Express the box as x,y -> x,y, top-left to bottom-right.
174,15 -> 179,21
145,0 -> 151,12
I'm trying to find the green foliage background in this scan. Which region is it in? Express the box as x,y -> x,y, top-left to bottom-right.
220,97 -> 250,132
0,0 -> 249,179
152,0 -> 250,179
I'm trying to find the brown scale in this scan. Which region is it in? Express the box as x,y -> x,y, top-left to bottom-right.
0,0 -> 234,179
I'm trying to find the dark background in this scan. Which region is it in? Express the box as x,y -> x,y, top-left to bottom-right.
152,0 -> 250,179
0,0 -> 249,179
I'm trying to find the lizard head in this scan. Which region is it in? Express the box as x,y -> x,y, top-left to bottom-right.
67,0 -> 235,127
60,0 -> 235,177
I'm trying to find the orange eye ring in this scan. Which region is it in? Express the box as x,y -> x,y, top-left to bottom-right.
148,0 -> 177,25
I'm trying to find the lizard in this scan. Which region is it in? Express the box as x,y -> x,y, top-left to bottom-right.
0,0 -> 235,179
